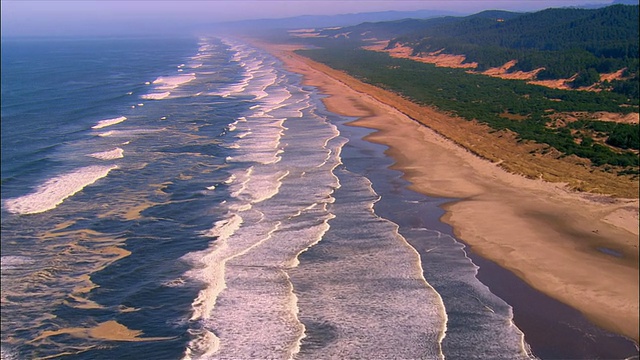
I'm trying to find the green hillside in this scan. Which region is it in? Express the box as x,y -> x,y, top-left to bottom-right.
314,17 -> 458,42
389,5 -> 639,98
309,5 -> 639,100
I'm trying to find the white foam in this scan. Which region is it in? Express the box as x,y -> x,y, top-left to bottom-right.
91,116 -> 127,129
204,214 -> 244,239
98,128 -> 162,137
141,92 -> 170,100
191,54 -> 212,61
141,73 -> 196,100
1,255 -> 35,270
1,345 -> 19,360
181,213 -> 247,354
87,147 -> 124,160
244,170 -> 288,204
183,328 -> 219,360
236,132 -> 251,139
230,167 -> 253,198
163,278 -> 186,288
4,165 -> 118,215
228,203 -> 252,212
152,74 -> 196,90
210,80 -> 249,98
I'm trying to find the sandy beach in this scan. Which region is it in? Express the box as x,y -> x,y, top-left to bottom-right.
254,41 -> 640,345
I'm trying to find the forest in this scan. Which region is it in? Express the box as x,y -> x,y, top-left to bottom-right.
396,5 -> 640,99
315,5 -> 639,100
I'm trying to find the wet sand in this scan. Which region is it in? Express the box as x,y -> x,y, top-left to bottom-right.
253,42 -> 640,352
32,320 -> 173,343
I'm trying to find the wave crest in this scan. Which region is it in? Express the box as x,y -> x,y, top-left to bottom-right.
4,165 -> 118,215
92,116 -> 127,129
88,148 -> 124,160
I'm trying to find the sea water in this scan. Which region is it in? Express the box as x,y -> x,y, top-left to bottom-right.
1,36 -> 533,359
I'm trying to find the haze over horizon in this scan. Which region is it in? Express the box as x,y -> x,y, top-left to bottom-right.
1,0 -> 625,38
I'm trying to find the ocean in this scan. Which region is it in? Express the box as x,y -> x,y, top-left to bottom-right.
1,36 -> 533,359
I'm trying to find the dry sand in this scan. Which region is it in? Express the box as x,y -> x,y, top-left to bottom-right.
364,41 -> 478,69
255,41 -> 639,343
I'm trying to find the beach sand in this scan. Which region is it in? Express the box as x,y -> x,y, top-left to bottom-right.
254,42 -> 640,347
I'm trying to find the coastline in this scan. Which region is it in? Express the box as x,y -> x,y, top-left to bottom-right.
254,41 -> 640,346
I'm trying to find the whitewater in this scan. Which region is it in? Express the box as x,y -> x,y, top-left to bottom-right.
0,36 -> 533,359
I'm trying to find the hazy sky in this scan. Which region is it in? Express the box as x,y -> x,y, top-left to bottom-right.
1,0 -> 616,37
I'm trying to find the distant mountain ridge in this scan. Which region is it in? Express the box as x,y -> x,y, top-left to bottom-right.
392,5 -> 638,55
206,1 -> 634,33
205,9 -> 461,32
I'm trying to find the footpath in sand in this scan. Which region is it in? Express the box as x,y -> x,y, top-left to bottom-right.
256,42 -> 640,343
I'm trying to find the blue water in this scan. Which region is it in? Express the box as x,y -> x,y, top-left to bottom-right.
1,36 -> 533,359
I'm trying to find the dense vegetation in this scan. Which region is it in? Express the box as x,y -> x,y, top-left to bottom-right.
318,5 -> 639,100
392,5 -> 639,97
315,18 -> 452,42
296,47 -> 639,171
568,121 -> 640,150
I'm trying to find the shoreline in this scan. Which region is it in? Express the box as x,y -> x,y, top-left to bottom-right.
253,41 -> 640,346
